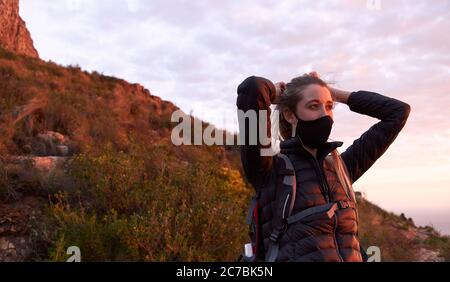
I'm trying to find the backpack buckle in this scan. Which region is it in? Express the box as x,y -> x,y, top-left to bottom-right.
269,229 -> 283,243
337,200 -> 350,209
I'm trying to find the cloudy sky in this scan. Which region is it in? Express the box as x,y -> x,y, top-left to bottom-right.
20,0 -> 450,234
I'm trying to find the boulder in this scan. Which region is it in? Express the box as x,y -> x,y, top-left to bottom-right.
23,131 -> 74,157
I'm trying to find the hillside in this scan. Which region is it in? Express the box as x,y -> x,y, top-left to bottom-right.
357,194 -> 449,261
0,45 -> 250,261
1,46 -> 449,262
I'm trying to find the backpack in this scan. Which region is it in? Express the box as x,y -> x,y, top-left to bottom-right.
238,153 -> 367,262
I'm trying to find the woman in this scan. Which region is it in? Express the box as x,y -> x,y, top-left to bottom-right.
236,72 -> 411,262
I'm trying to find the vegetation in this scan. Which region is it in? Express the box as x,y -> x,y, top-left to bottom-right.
40,142 -> 252,261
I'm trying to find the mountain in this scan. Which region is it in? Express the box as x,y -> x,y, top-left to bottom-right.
0,0 -> 39,58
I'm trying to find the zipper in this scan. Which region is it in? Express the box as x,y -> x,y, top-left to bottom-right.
300,144 -> 342,260
312,157 -> 330,203
296,137 -> 335,203
333,213 -> 344,262
311,154 -> 343,261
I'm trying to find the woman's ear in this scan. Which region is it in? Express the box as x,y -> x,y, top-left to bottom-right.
283,110 -> 299,138
283,109 -> 298,125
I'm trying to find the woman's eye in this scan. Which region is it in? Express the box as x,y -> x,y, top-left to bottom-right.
308,104 -> 334,110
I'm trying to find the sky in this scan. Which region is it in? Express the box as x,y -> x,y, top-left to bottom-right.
20,0 -> 450,234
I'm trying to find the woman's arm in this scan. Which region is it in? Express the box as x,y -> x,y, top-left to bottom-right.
236,76 -> 277,192
334,89 -> 411,183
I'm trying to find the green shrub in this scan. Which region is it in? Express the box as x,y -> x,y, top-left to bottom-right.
48,194 -> 136,262
44,142 -> 252,261
424,234 -> 450,261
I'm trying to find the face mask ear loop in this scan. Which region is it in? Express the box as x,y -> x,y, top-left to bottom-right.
294,112 -> 308,148
291,111 -> 301,138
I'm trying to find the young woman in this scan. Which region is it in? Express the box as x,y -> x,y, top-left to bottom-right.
236,72 -> 411,262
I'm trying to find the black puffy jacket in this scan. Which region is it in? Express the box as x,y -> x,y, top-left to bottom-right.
236,76 -> 411,262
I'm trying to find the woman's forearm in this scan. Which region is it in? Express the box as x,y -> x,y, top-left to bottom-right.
340,90 -> 411,182
236,76 -> 275,191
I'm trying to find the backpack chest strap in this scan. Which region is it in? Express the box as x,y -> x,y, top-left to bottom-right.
286,200 -> 356,225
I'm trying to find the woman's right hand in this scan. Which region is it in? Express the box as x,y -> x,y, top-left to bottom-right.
275,81 -> 286,97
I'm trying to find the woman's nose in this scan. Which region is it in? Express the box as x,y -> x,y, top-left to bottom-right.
319,106 -> 333,118
318,105 -> 328,116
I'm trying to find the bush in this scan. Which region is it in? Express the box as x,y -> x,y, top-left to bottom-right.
48,196 -> 136,262
43,142 -> 252,261
424,234 -> 450,261
41,92 -> 84,135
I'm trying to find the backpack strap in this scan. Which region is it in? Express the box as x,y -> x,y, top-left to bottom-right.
246,195 -> 258,225
277,154 -> 297,218
265,153 -> 296,262
286,200 -> 356,225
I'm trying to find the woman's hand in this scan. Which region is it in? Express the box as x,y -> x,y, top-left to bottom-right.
329,86 -> 351,104
274,81 -> 286,97
304,72 -> 351,104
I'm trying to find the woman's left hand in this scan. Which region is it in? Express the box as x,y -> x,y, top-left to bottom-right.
329,86 -> 351,104
304,72 -> 351,104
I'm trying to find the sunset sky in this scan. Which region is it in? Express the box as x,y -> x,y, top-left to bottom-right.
20,0 -> 450,234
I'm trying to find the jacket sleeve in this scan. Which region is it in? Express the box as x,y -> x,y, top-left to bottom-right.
341,91 -> 411,183
236,76 -> 277,192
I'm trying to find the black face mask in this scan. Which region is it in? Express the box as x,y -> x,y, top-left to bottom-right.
295,115 -> 334,149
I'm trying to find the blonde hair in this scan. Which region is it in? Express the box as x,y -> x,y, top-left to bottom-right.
326,150 -> 356,203
326,151 -> 360,225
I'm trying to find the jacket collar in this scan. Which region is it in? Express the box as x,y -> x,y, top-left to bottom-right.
280,136 -> 343,161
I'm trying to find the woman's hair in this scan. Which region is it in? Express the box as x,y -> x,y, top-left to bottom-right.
273,73 -> 334,140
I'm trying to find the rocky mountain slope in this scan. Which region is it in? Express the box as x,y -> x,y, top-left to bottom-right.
0,0 -> 39,58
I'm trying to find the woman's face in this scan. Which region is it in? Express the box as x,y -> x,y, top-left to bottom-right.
284,84 -> 334,126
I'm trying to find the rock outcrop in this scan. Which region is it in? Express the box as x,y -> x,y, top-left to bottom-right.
22,131 -> 78,157
0,0 -> 39,58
